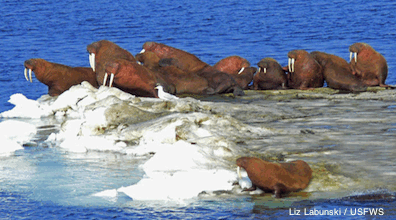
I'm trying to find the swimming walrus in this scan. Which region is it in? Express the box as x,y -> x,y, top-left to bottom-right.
236,157 -> 312,198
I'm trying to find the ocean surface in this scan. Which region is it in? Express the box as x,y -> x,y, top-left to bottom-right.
1,0 -> 396,219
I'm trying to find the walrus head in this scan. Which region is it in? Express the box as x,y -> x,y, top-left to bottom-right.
24,59 -> 35,82
24,58 -> 48,83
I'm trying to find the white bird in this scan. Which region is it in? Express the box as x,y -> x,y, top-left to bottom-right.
155,85 -> 179,101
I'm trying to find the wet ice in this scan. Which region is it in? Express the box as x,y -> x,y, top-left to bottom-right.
1,82 -> 396,204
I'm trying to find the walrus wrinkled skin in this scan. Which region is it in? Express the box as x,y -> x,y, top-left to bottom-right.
136,51 -> 214,95
104,59 -> 160,98
254,58 -> 288,90
236,157 -> 312,198
213,56 -> 254,89
141,41 -> 207,73
349,42 -> 388,87
310,51 -> 367,92
139,42 -> 244,96
24,58 -> 98,96
135,51 -> 162,71
231,67 -> 256,90
283,50 -> 324,89
87,40 -> 136,86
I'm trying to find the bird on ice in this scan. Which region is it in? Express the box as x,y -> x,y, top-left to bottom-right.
155,84 -> 179,101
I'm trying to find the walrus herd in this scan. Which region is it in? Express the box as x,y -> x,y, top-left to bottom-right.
24,40 -> 390,98
23,40 -> 391,197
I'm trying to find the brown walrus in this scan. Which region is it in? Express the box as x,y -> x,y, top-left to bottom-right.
135,51 -> 214,95
236,157 -> 312,198
24,58 -> 98,96
87,40 -> 136,86
103,59 -> 161,98
283,50 -> 324,89
254,58 -> 288,90
310,51 -> 367,92
140,42 -> 245,96
349,42 -> 388,87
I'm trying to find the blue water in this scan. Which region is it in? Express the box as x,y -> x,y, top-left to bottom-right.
1,0 -> 396,218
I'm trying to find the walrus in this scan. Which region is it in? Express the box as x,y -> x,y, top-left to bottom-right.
213,56 -> 255,90
254,58 -> 288,90
283,50 -> 324,89
87,40 -> 136,86
139,42 -> 244,96
236,157 -> 312,198
349,42 -> 388,87
103,59 -> 160,98
310,51 -> 367,92
135,51 -> 214,95
140,41 -> 208,73
24,58 -> 98,96
213,55 -> 251,74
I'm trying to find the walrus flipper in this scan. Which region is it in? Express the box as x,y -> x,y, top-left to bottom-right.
273,183 -> 288,198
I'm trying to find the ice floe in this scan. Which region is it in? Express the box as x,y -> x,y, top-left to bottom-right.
0,120 -> 36,156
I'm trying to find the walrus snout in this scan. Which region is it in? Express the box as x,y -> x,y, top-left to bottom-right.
24,59 -> 35,82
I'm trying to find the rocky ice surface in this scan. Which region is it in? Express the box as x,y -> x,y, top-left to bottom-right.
1,81 -> 396,202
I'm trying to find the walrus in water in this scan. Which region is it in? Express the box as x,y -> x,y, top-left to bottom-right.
24,58 -> 98,96
236,157 -> 312,198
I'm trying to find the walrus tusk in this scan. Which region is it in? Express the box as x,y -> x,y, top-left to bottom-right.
264,67 -> 267,74
24,68 -> 28,81
103,72 -> 108,86
89,53 -> 96,72
109,73 -> 114,87
291,58 -> 295,73
350,52 -> 358,63
237,166 -> 242,179
288,58 -> 291,72
140,49 -> 145,54
238,67 -> 245,74
29,68 -> 32,82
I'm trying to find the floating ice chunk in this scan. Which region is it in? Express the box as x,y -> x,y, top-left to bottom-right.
0,93 -> 51,118
59,137 -> 88,153
0,120 -> 37,144
117,169 -> 235,202
59,136 -> 123,153
141,141 -> 206,173
119,140 -> 236,202
92,189 -> 118,198
0,138 -> 23,157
